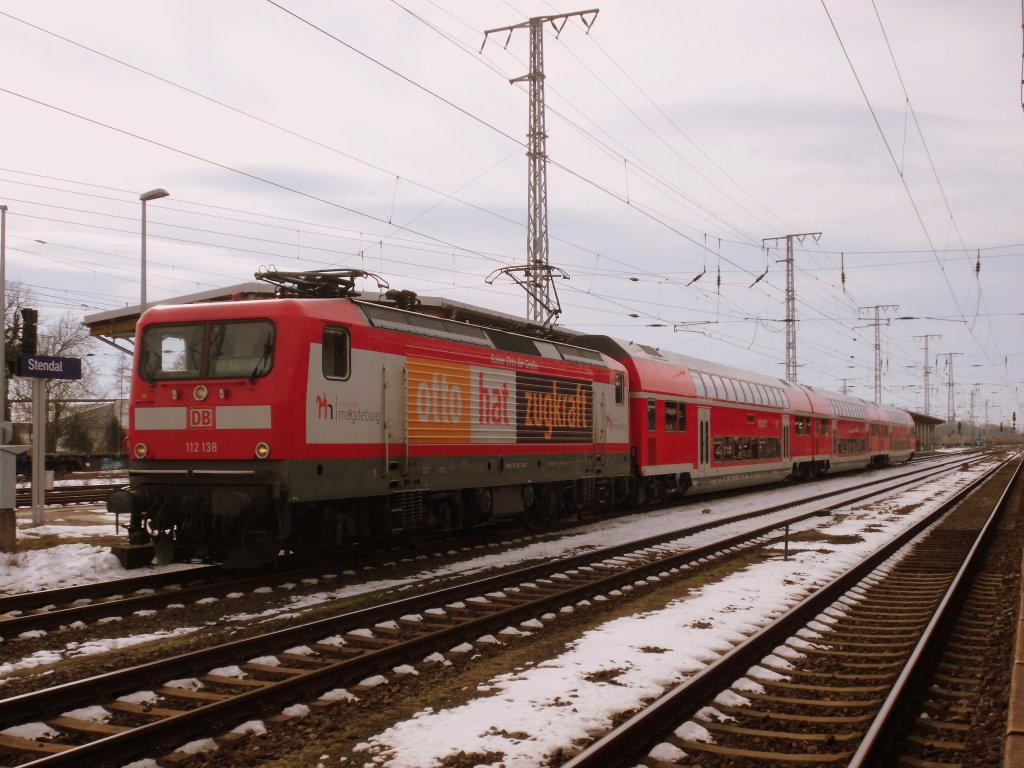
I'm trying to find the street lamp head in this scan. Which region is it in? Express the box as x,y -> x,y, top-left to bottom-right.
140,188 -> 168,311
140,188 -> 169,202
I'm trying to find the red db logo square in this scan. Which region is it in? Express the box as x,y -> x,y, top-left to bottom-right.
188,407 -> 215,429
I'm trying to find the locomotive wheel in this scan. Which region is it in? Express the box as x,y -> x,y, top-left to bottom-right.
521,485 -> 539,529
229,518 -> 278,567
292,508 -> 339,563
524,487 -> 559,529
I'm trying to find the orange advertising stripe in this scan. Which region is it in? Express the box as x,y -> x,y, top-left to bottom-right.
407,357 -> 471,444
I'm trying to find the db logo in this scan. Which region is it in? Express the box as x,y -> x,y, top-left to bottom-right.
188,407 -> 215,429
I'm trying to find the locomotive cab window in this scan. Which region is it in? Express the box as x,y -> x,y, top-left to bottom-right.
615,373 -> 625,405
139,319 -> 274,381
207,320 -> 274,379
323,326 -> 350,380
140,323 -> 204,380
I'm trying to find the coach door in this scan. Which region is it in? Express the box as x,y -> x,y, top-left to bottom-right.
697,406 -> 711,477
783,415 -> 790,461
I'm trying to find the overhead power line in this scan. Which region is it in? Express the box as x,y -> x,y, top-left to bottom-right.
0,85 -> 508,269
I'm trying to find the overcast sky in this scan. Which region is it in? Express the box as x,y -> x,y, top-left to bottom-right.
0,0 -> 1021,425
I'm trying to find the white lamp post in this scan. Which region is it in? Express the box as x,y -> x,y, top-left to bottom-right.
139,188 -> 169,311
0,203 -> 7,436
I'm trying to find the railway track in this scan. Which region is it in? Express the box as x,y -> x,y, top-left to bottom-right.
561,454 -> 1020,768
13,483 -> 123,508
0,456 -> 996,766
0,454 -> 978,643
852,455 -> 1023,767
6,453 -> 959,514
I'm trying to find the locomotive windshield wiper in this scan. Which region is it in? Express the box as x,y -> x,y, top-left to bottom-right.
138,349 -> 156,382
249,336 -> 272,383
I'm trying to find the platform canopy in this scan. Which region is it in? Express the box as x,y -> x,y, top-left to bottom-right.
82,282 -> 275,354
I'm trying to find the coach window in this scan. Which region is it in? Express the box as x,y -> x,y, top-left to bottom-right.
692,372 -> 706,397
725,378 -> 738,402
710,374 -> 725,400
323,326 -> 350,380
615,373 -> 625,405
699,372 -> 714,398
647,398 -> 657,431
664,401 -> 677,432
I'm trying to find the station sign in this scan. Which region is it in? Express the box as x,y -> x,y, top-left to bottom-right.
15,354 -> 82,380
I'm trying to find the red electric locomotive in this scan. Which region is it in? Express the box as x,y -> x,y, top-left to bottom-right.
110,270 -> 632,566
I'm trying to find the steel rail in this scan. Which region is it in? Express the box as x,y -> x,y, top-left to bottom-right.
14,483 -> 123,508
0,566 -> 223,618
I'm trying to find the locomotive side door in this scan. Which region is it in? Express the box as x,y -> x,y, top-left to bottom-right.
381,358 -> 408,479
594,390 -> 607,450
697,406 -> 711,478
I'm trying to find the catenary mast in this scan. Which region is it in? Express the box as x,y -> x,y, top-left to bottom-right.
762,233 -> 821,382
482,10 -> 598,326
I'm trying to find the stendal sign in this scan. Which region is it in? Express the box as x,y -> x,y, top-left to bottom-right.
15,354 -> 82,380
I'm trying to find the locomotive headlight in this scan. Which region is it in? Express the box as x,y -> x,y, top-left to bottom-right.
255,442 -> 271,460
193,384 -> 209,401
133,442 -> 149,459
